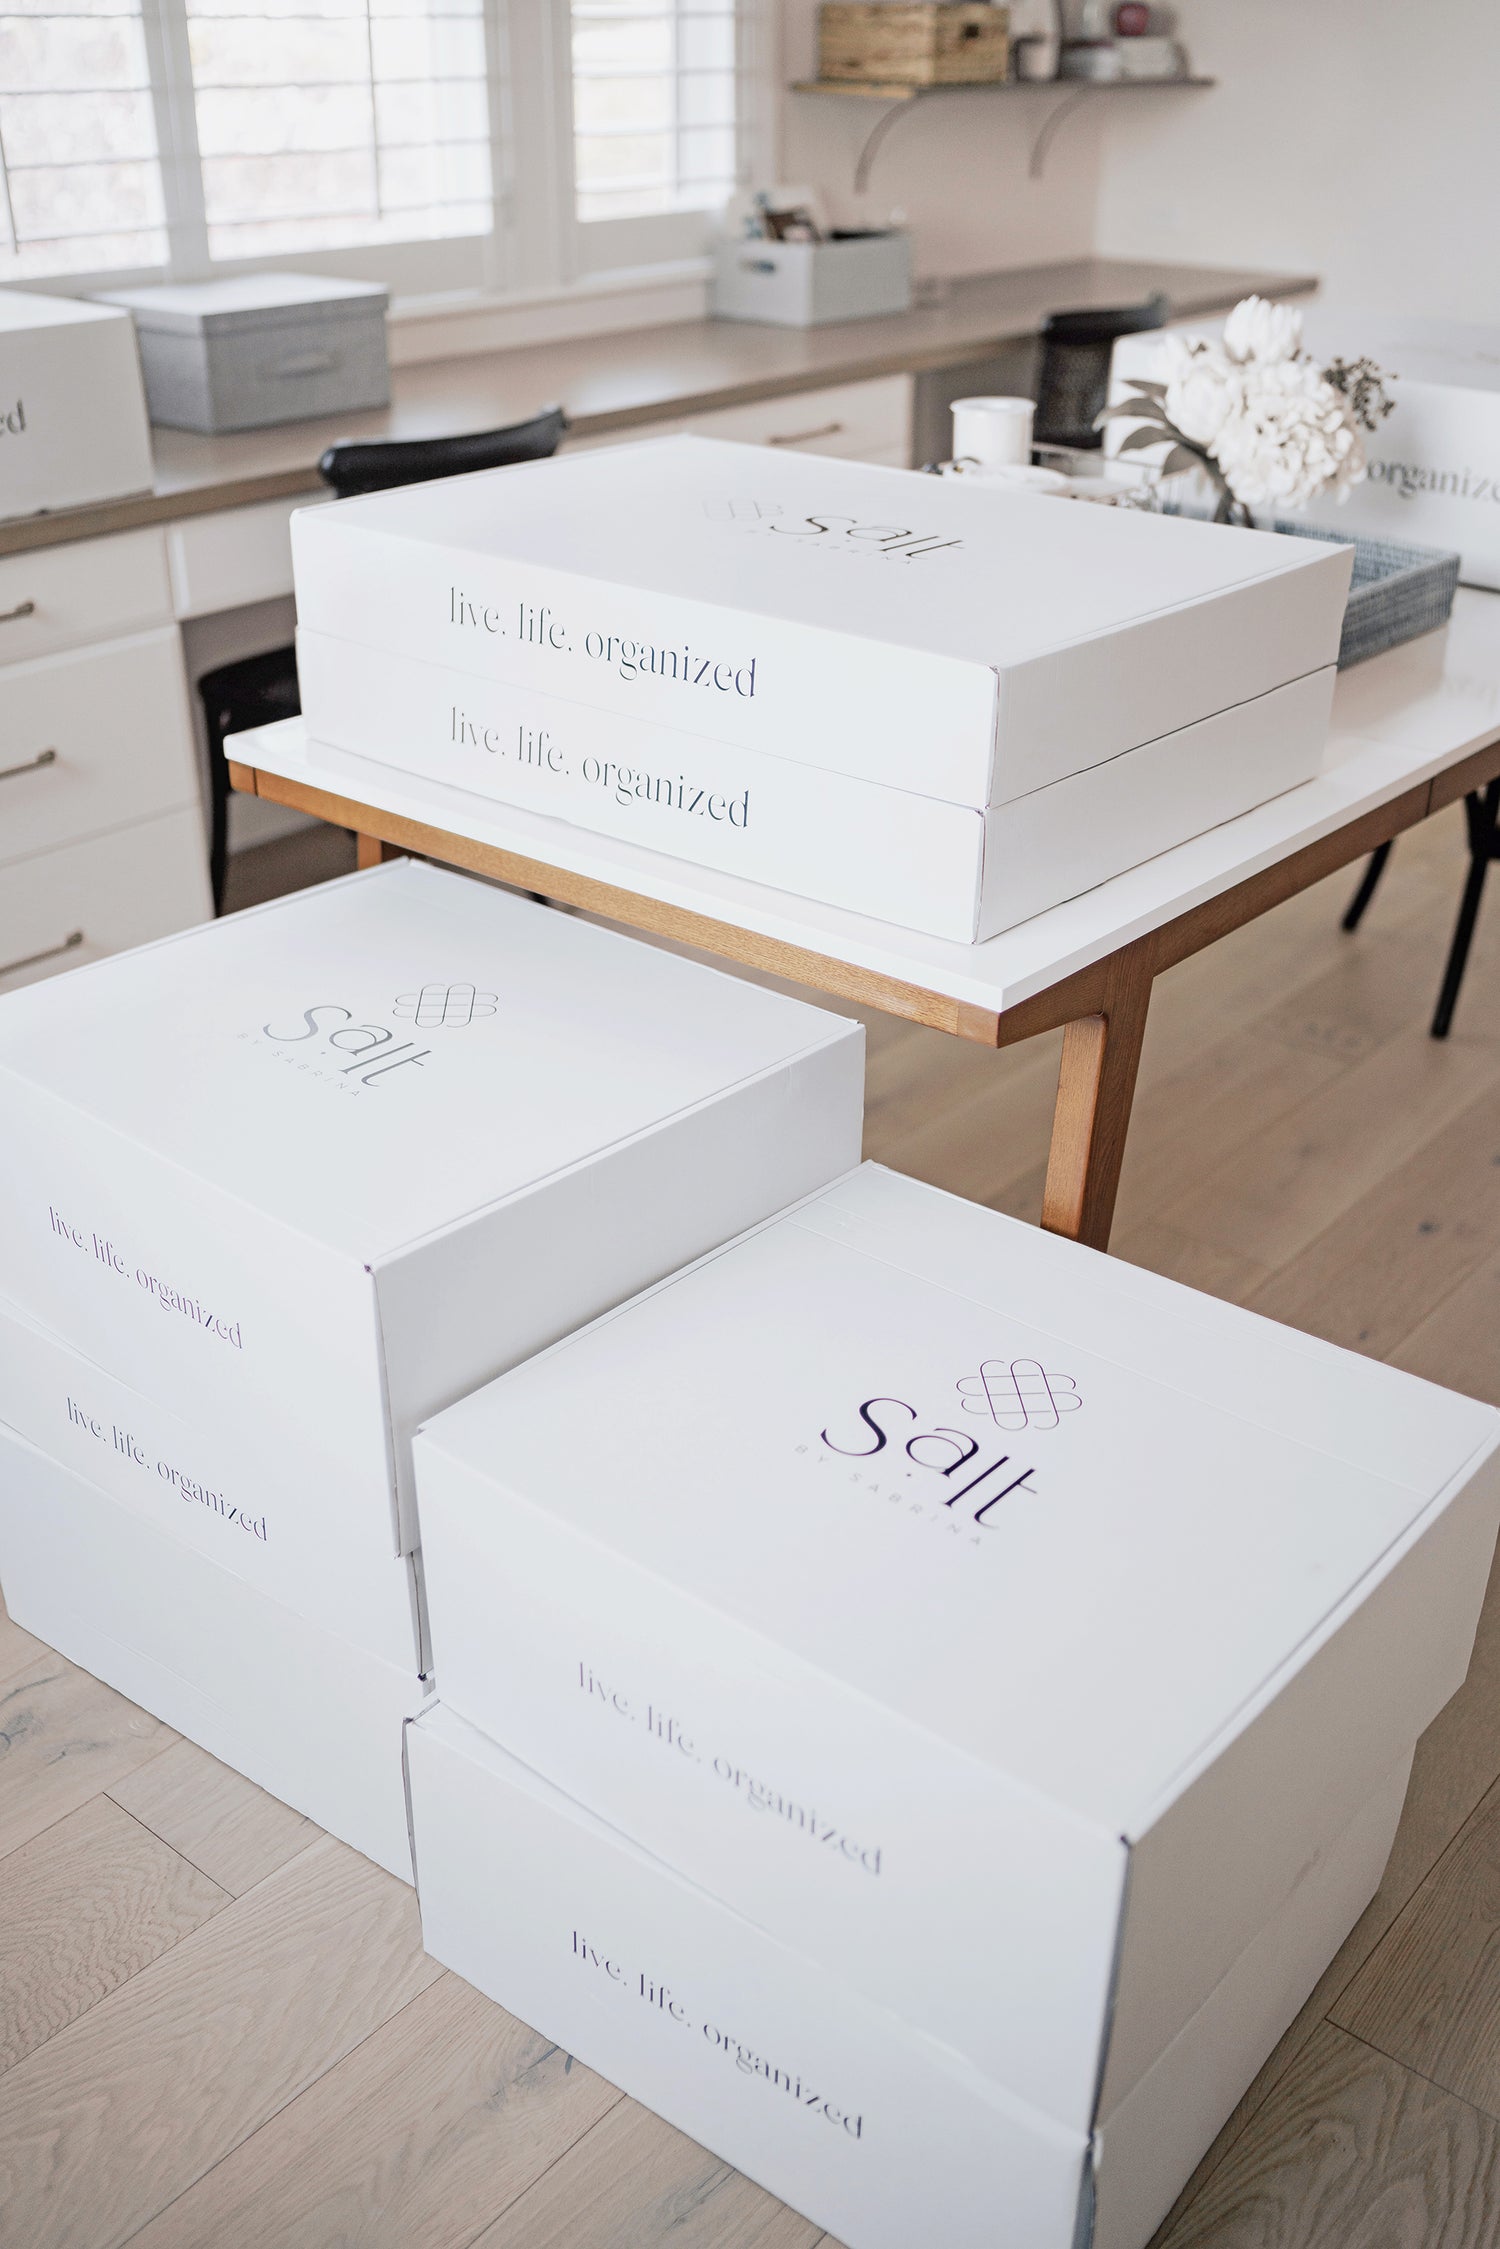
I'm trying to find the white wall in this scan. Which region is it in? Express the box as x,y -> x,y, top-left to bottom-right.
1094,0 -> 1500,326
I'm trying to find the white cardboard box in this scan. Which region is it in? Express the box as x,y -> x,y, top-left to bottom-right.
0,290 -> 154,522
0,859 -> 862,1557
0,1424 -> 424,1878
413,1163 -> 1500,2135
407,1702 -> 1412,2249
290,435 -> 1351,812
295,629 -> 1333,944
0,1291 -> 421,1672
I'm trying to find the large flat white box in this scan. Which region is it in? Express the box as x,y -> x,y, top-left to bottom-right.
0,290 -> 154,522
0,1291 -> 420,1673
295,629 -> 1333,943
407,1702 -> 1413,2249
0,859 -> 862,1557
0,1424 -> 424,1878
290,435 -> 1351,814
414,1163 -> 1500,2138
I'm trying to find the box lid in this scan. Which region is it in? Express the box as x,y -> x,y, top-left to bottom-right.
0,287 -> 138,335
96,271 -> 388,336
0,860 -> 855,1264
418,1162 -> 1500,1837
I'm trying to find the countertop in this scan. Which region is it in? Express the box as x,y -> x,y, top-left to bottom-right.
0,256 -> 1313,558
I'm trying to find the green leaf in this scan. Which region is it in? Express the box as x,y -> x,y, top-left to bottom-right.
1097,393 -> 1168,422
1116,423 -> 1177,453
1160,445 -> 1203,477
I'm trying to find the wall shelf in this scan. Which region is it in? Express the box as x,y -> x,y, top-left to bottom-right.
789,76 -> 1218,186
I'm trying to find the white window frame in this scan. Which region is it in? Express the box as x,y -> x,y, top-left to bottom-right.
8,0 -> 770,308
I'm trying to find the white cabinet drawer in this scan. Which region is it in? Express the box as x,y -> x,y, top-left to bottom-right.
0,806 -> 212,993
567,376 -> 914,468
168,491 -> 333,619
0,627 -> 201,867
0,529 -> 173,667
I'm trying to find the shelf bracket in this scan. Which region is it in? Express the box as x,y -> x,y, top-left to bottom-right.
1028,86 -> 1095,178
852,93 -> 922,195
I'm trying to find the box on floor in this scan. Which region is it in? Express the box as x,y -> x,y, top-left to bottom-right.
0,858 -> 863,1590
0,289 -> 153,521
406,1704 -> 1413,2249
290,437 -> 1351,943
0,1425 -> 423,1879
410,1164 -> 1500,2208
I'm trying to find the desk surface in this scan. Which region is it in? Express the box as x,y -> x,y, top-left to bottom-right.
232,587 -> 1500,1026
0,256 -> 1311,558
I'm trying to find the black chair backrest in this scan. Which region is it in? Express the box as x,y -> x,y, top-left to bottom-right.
1033,293 -> 1169,452
317,403 -> 569,500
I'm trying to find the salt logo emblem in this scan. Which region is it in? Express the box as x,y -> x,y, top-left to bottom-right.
957,1359 -> 1082,1432
393,983 -> 497,1029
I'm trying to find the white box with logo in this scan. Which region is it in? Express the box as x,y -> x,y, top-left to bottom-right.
290,436 -> 1349,941
0,859 -> 863,1563
0,1291 -> 420,1671
0,290 -> 154,522
0,1424 -> 424,1878
407,1701 -> 1413,2249
412,1163 -> 1500,2141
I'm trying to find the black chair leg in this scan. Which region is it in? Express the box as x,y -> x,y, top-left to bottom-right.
207,719 -> 230,916
1342,841 -> 1392,932
1431,779 -> 1500,1038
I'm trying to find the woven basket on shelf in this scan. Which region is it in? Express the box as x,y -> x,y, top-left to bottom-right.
817,3 -> 1011,85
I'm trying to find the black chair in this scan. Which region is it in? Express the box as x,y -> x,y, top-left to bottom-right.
1341,777 -> 1500,1038
199,403 -> 568,911
1033,293 -> 1169,452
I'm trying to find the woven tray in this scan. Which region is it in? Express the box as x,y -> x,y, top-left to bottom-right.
1269,520 -> 1460,669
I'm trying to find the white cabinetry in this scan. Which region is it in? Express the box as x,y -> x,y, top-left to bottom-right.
566,374 -> 913,467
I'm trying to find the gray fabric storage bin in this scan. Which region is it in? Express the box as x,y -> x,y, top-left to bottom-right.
712,231 -> 912,326
96,273 -> 389,434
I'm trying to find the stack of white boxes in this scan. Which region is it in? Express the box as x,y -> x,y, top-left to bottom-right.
407,1163 -> 1500,2249
288,434 -> 1354,944
0,858 -> 863,1876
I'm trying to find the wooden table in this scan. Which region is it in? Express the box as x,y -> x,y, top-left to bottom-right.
229,589 -> 1500,1254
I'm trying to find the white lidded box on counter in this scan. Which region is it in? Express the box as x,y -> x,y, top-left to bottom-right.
290,436 -> 1351,943
0,289 -> 153,522
407,1705 -> 1413,2249
412,1165 -> 1500,2148
0,1424 -> 424,1879
0,859 -> 863,1567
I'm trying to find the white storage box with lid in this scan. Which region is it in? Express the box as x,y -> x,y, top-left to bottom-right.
291,435 -> 1351,943
0,1423 -> 424,1879
0,290 -> 153,521
412,1162 -> 1500,2141
97,272 -> 389,433
406,1703 -> 1413,2249
0,859 -> 864,1566
711,231 -> 912,327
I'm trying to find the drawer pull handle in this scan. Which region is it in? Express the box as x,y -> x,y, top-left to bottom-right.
767,421 -> 846,447
0,598 -> 36,625
1,929 -> 83,979
273,351 -> 338,379
0,746 -> 56,782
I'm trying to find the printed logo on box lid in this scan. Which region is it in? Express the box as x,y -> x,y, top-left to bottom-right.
703,494 -> 963,564
240,977 -> 499,1096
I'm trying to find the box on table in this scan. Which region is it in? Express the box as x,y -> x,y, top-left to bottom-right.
0,859 -> 863,1565
817,3 -> 1011,85
0,1424 -> 424,1877
711,232 -> 913,327
0,290 -> 153,522
0,1291 -> 421,1672
406,1702 -> 1412,2249
96,272 -> 389,434
290,435 -> 1350,944
412,1162 -> 1500,2139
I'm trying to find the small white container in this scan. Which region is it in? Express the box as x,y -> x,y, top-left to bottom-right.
96,271 -> 390,434
712,232 -> 912,327
951,392 -> 1035,465
0,290 -> 153,522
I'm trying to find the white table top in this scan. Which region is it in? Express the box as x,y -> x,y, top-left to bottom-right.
235,586 -> 1500,1018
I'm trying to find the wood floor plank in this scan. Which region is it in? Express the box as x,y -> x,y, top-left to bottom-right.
0,1655 -> 175,1860
872,1037 -> 1063,1205
0,1588 -> 44,1687
0,1796 -> 226,2076
128,1973 -> 620,2249
0,1834 -> 441,2249
477,2097 -> 823,2249
108,1740 -> 316,1898
1394,1244 -> 1500,1407
1155,2022 -> 1500,2249
1111,1218 -> 1271,1303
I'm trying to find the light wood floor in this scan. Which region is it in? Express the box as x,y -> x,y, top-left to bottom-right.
5,807 -> 1500,2248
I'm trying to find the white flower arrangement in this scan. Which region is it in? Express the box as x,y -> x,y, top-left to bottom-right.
1102,297 -> 1395,526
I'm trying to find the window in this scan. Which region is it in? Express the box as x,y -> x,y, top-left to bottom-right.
0,0 -> 754,296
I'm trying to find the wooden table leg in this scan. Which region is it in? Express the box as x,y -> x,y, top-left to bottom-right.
355,832 -> 389,870
1040,942 -> 1154,1251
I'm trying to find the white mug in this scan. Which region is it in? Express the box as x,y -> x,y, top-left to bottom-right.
950,395 -> 1035,468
